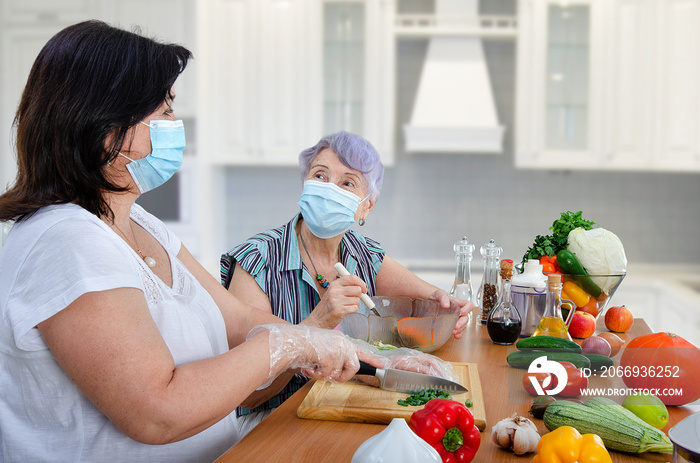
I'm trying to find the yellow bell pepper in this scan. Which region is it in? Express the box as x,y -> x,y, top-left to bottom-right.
532,426 -> 612,463
560,289 -> 574,312
563,281 -> 591,308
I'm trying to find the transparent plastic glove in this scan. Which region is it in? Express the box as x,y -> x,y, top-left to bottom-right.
248,323 -> 361,389
348,338 -> 457,386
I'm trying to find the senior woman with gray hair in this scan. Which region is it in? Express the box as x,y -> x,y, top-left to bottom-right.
220,131 -> 473,436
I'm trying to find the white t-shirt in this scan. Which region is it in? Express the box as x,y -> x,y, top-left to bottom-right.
0,203 -> 238,462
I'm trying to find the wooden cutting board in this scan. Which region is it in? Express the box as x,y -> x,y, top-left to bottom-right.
297,362 -> 486,431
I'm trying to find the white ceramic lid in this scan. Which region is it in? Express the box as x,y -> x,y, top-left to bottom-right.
511,260 -> 547,290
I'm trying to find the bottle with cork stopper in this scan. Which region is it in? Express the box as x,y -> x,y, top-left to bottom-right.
532,273 -> 576,340
486,259 -> 522,345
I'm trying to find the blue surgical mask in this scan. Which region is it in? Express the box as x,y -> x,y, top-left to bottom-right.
119,119 -> 185,194
298,180 -> 368,239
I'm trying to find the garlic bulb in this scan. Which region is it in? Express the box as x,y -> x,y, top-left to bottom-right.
491,413 -> 540,455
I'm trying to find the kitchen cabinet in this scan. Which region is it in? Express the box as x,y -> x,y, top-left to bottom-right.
516,0 -> 700,171
197,0 -> 395,166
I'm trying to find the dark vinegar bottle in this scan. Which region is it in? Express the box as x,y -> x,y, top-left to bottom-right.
487,259 -> 522,345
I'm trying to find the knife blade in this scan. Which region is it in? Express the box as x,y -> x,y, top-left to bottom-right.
356,361 -> 468,394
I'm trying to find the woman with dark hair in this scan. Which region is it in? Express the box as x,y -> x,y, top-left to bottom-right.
220,131 -> 474,434
0,21 -> 394,462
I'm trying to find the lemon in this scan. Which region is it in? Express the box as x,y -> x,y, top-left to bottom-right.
622,392 -> 669,429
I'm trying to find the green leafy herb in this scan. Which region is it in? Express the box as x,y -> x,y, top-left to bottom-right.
521,211 -> 597,266
465,398 -> 473,408
397,389 -> 452,407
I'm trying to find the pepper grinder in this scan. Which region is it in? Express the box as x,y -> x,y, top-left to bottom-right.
449,236 -> 475,303
476,238 -> 503,326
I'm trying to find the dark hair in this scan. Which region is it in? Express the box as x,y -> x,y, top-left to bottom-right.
0,20 -> 192,221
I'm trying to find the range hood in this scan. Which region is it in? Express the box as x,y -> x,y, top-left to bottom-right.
403,0 -> 505,154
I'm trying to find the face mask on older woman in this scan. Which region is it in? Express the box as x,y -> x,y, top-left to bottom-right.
298,180 -> 368,239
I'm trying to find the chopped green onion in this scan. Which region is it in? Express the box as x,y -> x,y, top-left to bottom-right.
397,389 -> 452,407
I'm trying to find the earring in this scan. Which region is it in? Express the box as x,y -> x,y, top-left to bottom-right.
359,218 -> 365,226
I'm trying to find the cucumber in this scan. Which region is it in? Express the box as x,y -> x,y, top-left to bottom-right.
543,399 -> 673,454
556,250 -> 603,298
506,351 -> 590,370
581,353 -> 614,372
516,336 -> 582,353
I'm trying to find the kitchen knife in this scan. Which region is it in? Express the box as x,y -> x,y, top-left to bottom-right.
356,361 -> 468,394
333,262 -> 381,316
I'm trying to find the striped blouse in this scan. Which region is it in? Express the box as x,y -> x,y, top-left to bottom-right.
220,213 -> 385,416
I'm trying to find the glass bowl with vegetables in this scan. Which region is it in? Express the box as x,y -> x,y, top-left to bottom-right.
339,296 -> 460,353
521,212 -> 628,320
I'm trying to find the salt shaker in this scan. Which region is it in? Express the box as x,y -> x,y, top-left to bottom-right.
449,236 -> 475,303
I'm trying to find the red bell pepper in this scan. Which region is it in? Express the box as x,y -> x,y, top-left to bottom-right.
409,399 -> 481,463
539,255 -> 561,274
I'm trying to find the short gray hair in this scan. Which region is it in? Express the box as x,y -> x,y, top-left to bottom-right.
298,131 -> 384,201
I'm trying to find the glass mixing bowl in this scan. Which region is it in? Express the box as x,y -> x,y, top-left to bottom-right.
339,296 -> 460,353
559,273 -> 626,320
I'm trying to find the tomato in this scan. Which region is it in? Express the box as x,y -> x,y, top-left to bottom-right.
556,361 -> 589,398
522,371 -> 558,396
620,332 -> 700,406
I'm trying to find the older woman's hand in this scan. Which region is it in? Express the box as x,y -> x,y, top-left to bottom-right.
305,275 -> 368,329
429,289 -> 474,339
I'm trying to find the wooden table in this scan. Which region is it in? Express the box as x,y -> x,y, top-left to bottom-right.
217,313 -> 698,462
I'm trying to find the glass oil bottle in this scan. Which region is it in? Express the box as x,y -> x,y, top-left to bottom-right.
487,259 -> 522,345
449,236 -> 475,303
477,239 -> 502,326
532,273 -> 574,340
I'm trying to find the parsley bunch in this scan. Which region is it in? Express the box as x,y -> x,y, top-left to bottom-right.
521,211 -> 596,265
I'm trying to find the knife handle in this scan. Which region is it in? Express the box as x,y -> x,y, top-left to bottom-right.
357,361 -> 377,376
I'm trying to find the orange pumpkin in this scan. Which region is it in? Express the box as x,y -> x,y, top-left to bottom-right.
619,332 -> 700,406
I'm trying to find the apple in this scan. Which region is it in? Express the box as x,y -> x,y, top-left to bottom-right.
605,305 -> 634,333
568,311 -> 596,339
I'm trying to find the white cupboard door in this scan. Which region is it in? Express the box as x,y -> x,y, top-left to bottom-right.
204,0 -> 256,163
602,0 -> 655,169
203,0 -> 319,164
517,0 -> 604,169
653,0 -> 700,170
257,0 -> 320,164
0,27 -> 57,192
100,0 -> 197,118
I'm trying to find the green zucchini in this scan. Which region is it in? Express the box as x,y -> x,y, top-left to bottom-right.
556,250 -> 603,298
506,351 -> 590,370
581,353 -> 614,372
516,336 -> 582,353
543,399 -> 672,454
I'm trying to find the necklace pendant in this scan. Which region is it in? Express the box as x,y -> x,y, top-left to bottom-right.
143,256 -> 157,268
